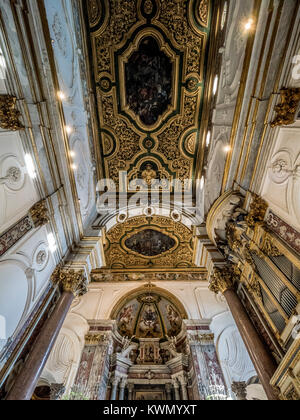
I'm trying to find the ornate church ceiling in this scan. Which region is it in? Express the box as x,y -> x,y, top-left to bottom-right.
103,215 -> 195,269
86,0 -> 213,190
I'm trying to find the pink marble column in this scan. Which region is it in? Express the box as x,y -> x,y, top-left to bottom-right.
209,268 -> 278,401
6,268 -> 88,400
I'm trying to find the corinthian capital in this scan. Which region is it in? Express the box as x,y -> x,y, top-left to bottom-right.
51,267 -> 88,297
29,200 -> 50,228
209,266 -> 236,294
0,95 -> 23,131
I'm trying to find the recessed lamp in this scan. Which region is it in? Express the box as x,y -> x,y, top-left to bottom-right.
224,145 -> 231,153
24,154 -> 36,179
206,130 -> 211,147
57,91 -> 65,100
65,125 -> 73,135
47,233 -> 57,253
244,18 -> 254,31
213,75 -> 219,96
69,150 -> 76,158
71,164 -> 77,171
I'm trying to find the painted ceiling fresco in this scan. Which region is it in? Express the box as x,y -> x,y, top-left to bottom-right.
125,36 -> 173,126
124,229 -> 176,257
86,0 -> 212,189
104,216 -> 194,269
114,292 -> 183,339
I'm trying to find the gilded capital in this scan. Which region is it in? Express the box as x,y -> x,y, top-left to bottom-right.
209,266 -> 236,294
271,88 -> 300,128
0,95 -> 23,131
51,268 -> 88,297
29,200 -> 50,228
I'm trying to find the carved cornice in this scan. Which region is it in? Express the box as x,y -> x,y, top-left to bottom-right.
245,194 -> 268,229
29,200 -> 50,228
85,333 -> 107,346
209,266 -> 237,294
0,95 -> 23,131
51,268 -> 88,297
271,88 -> 300,128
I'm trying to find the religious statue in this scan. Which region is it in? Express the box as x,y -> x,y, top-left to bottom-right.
141,164 -> 157,186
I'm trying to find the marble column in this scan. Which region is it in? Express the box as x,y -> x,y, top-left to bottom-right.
119,378 -> 127,401
231,382 -> 247,400
127,384 -> 134,401
209,268 -> 278,401
178,376 -> 188,400
165,383 -> 172,401
173,380 -> 180,400
111,377 -> 120,401
6,268 -> 88,401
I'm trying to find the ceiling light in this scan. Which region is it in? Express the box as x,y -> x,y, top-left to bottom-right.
213,75 -> 219,96
224,145 -> 231,153
47,233 -> 57,253
206,131 -> 211,147
69,150 -> 76,158
24,154 -> 36,179
65,125 -> 73,135
200,176 -> 205,189
244,18 -> 254,31
57,91 -> 65,100
71,164 -> 77,171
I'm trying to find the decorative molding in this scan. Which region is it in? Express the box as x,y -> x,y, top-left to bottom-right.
29,200 -> 50,229
271,88 -> 300,128
261,236 -> 282,258
51,268 -> 88,297
0,216 -> 32,257
92,269 -> 206,283
266,211 -> 300,256
85,333 -> 108,346
0,95 -> 23,131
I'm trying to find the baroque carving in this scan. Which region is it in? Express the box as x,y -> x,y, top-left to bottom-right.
0,95 -> 23,131
245,194 -> 268,229
209,266 -> 237,294
29,200 -> 50,228
51,268 -> 88,297
261,237 -> 282,258
271,88 -> 300,128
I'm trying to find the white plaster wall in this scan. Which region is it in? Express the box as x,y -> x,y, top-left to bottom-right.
260,121 -> 300,232
0,131 -> 39,235
0,225 -> 56,359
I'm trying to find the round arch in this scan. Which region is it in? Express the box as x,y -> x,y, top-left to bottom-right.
109,285 -> 188,321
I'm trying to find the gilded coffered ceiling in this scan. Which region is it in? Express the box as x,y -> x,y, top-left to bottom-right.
103,215 -> 195,269
86,0 -> 213,190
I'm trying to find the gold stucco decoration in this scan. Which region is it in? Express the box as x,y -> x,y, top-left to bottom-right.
51,268 -> 88,297
0,95 -> 23,131
271,88 -> 300,128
